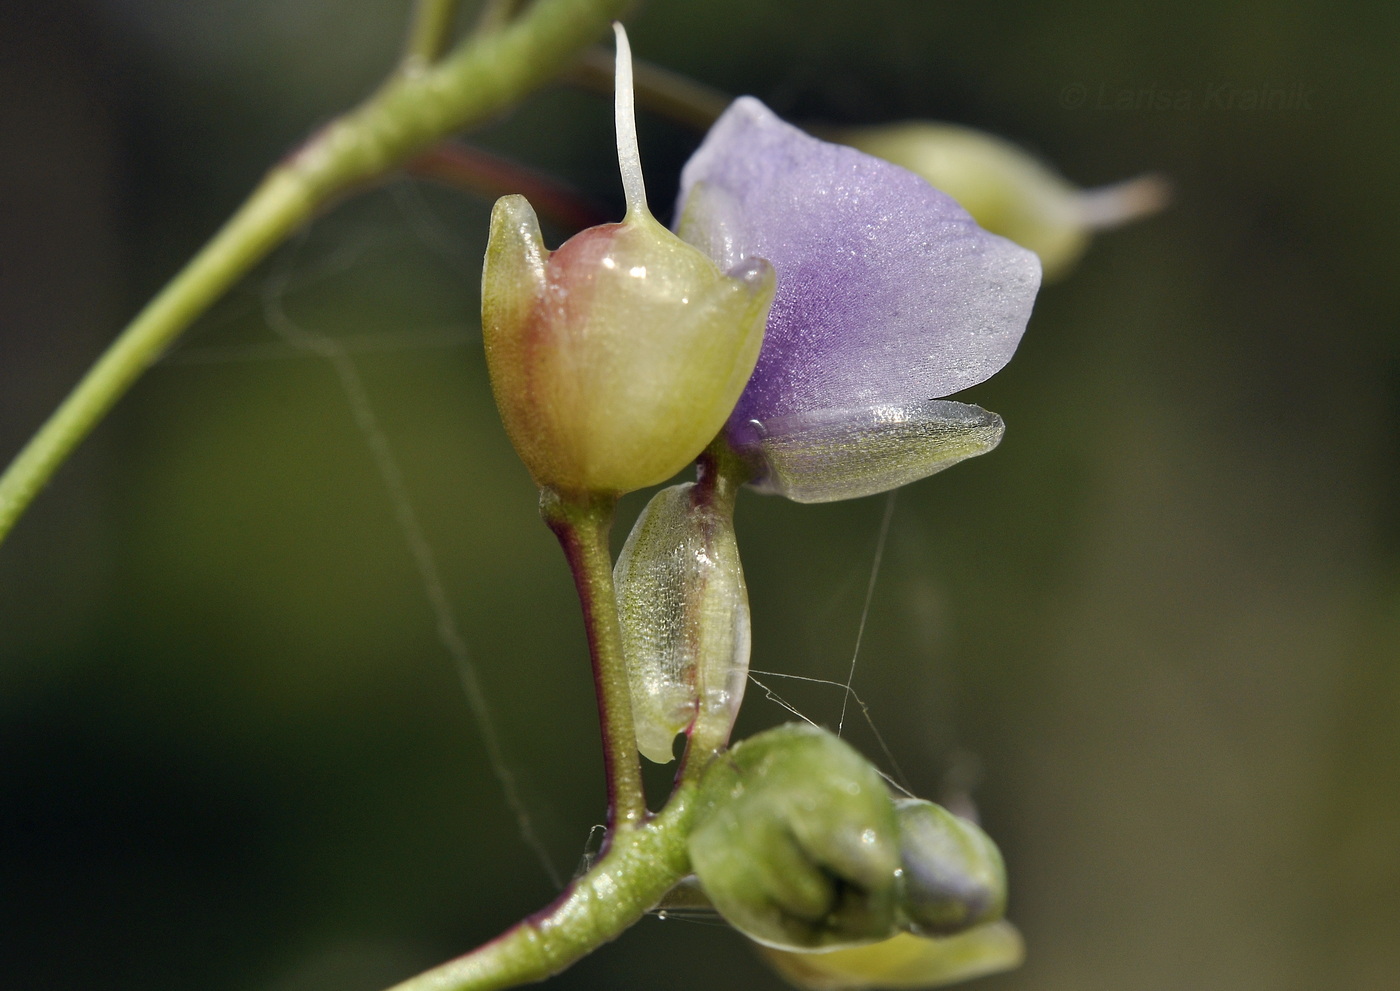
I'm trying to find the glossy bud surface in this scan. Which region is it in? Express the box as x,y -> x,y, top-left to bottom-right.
481,25 -> 774,496
893,799 -> 1007,936
688,723 -> 902,950
483,203 -> 772,494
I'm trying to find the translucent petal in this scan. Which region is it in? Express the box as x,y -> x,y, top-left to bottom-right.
614,483 -> 750,763
734,401 -> 1004,503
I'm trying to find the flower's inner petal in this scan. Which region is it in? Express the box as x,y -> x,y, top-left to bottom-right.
739,400 -> 1004,503
674,180 -> 746,272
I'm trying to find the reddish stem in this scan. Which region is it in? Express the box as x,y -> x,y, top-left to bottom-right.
407,141 -> 611,232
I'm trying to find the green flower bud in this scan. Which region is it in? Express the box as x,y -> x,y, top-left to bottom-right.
758,923 -> 1025,991
893,799 -> 1007,936
836,122 -> 1167,280
688,723 -> 902,950
481,26 -> 774,495
615,480 -> 749,764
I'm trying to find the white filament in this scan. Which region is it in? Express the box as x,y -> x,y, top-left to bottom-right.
1076,173 -> 1171,229
613,22 -> 648,216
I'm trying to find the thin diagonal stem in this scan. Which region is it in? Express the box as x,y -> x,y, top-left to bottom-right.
0,0 -> 631,548
386,787 -> 695,991
474,0 -> 531,35
541,489 -> 648,829
407,140 -> 609,232
404,0 -> 465,66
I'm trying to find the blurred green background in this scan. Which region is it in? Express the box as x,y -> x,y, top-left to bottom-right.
2,1 -> 1397,989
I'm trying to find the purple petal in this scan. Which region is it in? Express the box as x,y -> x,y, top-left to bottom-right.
676,97 -> 1041,442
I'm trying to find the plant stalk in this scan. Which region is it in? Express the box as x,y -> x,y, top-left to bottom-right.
541,488 -> 648,828
404,0 -> 466,66
387,786 -> 696,991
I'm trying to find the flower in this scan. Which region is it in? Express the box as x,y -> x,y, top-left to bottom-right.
686,723 -> 1020,991
675,98 -> 1042,502
481,27 -> 774,496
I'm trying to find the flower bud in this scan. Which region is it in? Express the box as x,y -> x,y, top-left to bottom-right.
688,723 -> 902,950
481,25 -> 774,495
893,799 -> 1007,936
758,923 -> 1025,991
614,481 -> 749,763
836,122 -> 1167,280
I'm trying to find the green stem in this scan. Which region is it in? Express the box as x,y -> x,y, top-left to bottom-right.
541,489 -> 648,828
387,786 -> 696,991
403,0 -> 466,66
0,0 -> 632,549
474,0 -> 531,34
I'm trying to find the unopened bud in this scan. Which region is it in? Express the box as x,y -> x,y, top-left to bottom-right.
837,122 -> 1167,280
894,799 -> 1007,936
688,723 -> 902,950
